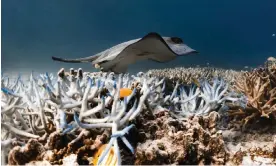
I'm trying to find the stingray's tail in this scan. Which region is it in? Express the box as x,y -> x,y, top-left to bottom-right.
52,56 -> 82,63
52,55 -> 100,63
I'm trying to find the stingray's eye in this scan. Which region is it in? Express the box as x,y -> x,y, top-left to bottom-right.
171,37 -> 183,44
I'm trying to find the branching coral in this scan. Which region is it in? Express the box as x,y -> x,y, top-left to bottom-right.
1,68 -> 155,165
233,66 -> 276,128
147,67 -> 243,85
141,76 -> 246,118
1,64 -> 272,165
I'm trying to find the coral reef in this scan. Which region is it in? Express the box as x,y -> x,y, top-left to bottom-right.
1,59 -> 275,165
147,67 -> 243,86
1,68 -> 155,165
231,65 -> 276,129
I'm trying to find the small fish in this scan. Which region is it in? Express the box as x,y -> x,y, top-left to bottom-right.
119,88 -> 133,98
191,78 -> 201,88
92,144 -> 116,166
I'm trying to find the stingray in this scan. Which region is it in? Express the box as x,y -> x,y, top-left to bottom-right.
52,32 -> 198,73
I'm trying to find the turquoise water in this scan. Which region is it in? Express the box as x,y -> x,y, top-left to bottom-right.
2,0 -> 276,74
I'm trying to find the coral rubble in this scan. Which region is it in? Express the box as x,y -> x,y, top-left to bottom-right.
134,111 -> 228,165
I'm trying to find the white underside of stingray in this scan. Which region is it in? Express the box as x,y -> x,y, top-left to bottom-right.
52,32 -> 198,73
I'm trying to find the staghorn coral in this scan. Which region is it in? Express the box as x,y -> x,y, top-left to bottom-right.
147,67 -> 243,86
170,78 -> 246,118
1,63 -> 274,165
232,66 -> 276,128
1,68 -> 156,165
128,72 -> 246,119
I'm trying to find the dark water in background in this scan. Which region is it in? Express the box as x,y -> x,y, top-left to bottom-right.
2,0 -> 276,76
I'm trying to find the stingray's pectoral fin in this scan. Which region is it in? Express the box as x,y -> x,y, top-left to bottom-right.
111,64 -> 128,74
99,61 -> 128,73
122,32 -> 198,63
146,45 -> 199,63
147,53 -> 176,63
147,47 -> 198,63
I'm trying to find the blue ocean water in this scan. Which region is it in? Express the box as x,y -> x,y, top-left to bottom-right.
2,0 -> 276,75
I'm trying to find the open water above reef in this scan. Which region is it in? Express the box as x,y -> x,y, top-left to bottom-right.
2,0 -> 276,75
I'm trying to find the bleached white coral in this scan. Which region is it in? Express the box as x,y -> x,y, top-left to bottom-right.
1,69 -> 247,165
